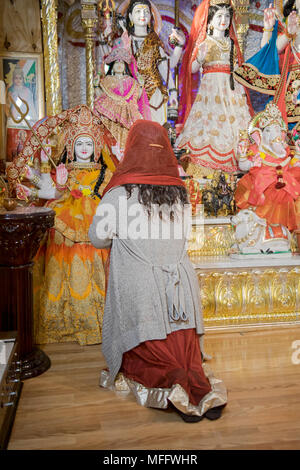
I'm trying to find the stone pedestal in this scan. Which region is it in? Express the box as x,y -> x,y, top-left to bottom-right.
0,206 -> 55,379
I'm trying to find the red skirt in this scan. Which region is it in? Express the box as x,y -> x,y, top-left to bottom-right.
120,328 -> 211,406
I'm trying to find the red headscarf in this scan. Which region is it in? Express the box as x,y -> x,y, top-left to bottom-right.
102,120 -> 185,196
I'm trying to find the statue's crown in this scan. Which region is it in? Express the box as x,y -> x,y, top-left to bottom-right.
248,102 -> 287,137
209,0 -> 231,6
64,105 -> 105,162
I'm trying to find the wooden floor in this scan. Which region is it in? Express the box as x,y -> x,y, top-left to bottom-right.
7,325 -> 300,450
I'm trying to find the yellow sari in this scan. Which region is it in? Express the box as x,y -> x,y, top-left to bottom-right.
33,164 -> 113,345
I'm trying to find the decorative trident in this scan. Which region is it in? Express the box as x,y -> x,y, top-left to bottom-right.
98,0 -> 115,15
8,94 -> 57,168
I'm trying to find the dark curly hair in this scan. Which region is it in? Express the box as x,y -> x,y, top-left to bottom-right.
123,184 -> 189,220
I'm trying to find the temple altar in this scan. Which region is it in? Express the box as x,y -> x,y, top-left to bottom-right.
0,0 -> 300,336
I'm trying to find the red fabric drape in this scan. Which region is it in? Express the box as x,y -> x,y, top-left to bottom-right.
102,120 -> 185,196
177,0 -> 209,127
121,328 -> 211,406
274,44 -> 291,126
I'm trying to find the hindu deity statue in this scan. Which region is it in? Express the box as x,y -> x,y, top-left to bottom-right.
7,65 -> 38,128
117,0 -> 186,125
175,0 -> 252,179
6,105 -> 116,345
232,101 -> 300,256
94,36 -> 151,158
234,0 -> 300,134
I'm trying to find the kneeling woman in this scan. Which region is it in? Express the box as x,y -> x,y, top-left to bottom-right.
89,120 -> 227,421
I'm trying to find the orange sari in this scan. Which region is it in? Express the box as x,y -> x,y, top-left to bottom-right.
33,165 -> 112,345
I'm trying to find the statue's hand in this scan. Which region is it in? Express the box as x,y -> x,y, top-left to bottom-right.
169,28 -> 185,47
56,163 -> 68,188
169,90 -> 178,109
112,143 -> 124,162
118,17 -> 127,34
16,183 -> 32,201
237,140 -> 249,158
104,18 -> 112,38
38,173 -> 61,200
287,10 -> 298,35
263,3 -> 276,29
252,154 -> 262,167
21,165 -> 43,191
40,145 -> 51,163
17,170 -> 61,200
23,164 -> 38,183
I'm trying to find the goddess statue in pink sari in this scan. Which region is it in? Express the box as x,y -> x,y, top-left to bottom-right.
94,37 -> 151,158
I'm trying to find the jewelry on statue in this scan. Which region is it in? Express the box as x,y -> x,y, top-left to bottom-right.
210,0 -> 231,5
132,33 -> 147,38
263,27 -> 273,33
260,148 -> 291,168
210,36 -> 230,51
31,187 -> 39,200
290,155 -> 300,166
32,174 -> 41,186
56,182 -> 68,192
69,162 -> 101,170
40,162 -> 51,173
285,30 -> 296,41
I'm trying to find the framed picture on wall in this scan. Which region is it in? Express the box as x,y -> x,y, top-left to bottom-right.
0,52 -> 45,161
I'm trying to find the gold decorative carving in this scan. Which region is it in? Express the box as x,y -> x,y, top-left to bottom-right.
188,223 -> 235,257
188,217 -> 300,327
81,1 -> 98,108
194,266 -> 300,327
231,0 -> 250,54
41,0 -> 62,115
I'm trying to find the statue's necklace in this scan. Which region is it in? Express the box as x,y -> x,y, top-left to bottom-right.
208,36 -> 230,52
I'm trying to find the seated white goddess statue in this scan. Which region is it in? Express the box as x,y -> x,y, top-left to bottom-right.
6,105 -> 116,345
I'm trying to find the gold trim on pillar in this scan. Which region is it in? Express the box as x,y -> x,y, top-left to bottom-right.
231,0 -> 250,54
81,2 -> 98,109
41,0 -> 62,115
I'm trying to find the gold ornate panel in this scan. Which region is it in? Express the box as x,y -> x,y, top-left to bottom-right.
193,265 -> 300,327
188,222 -> 235,257
189,218 -> 300,328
